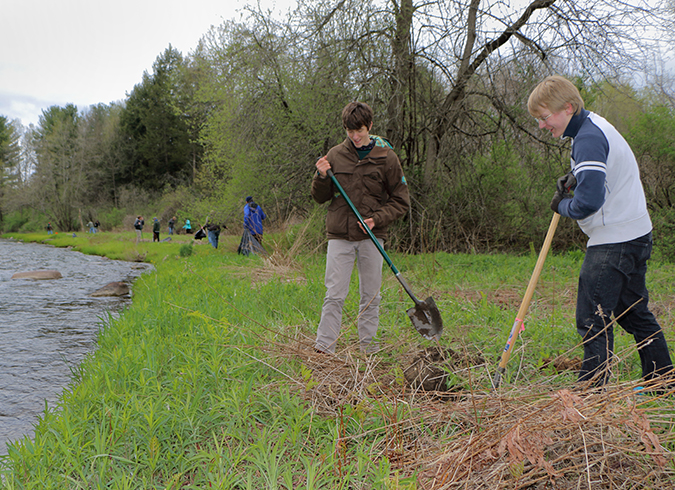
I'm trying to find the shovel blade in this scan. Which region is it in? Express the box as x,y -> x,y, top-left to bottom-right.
406,296 -> 443,341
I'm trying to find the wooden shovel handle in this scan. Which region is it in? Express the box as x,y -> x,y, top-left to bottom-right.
497,213 -> 560,371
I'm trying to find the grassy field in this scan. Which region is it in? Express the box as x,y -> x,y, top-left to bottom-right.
1,228 -> 674,488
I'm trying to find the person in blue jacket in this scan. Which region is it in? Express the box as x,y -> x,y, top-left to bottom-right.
528,75 -> 673,387
244,196 -> 267,243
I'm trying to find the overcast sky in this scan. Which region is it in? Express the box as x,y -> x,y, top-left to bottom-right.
0,0 -> 295,128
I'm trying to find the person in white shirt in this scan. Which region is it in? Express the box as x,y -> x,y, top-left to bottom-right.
528,75 -> 673,387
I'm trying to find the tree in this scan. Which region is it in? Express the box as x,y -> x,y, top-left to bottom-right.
109,0 -> 674,252
193,14 -> 356,219
0,116 -> 22,226
120,46 -> 200,191
31,105 -> 86,231
77,103 -> 131,208
291,0 -> 673,250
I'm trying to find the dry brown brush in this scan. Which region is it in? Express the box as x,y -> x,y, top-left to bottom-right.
261,335 -> 675,489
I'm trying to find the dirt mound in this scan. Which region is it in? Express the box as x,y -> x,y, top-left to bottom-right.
403,346 -> 484,393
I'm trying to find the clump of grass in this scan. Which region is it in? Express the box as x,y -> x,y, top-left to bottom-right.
179,242 -> 193,257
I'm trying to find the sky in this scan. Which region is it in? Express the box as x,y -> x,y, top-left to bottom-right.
0,0 -> 296,128
3,0 -> 672,129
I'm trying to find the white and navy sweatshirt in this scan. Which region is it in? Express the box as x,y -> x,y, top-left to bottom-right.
558,109 -> 652,247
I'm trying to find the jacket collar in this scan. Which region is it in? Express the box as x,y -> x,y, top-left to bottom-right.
340,135 -> 391,159
563,109 -> 590,139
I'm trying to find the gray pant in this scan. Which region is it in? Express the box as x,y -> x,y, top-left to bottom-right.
315,238 -> 384,353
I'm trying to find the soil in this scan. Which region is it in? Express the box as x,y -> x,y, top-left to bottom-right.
403,346 -> 484,394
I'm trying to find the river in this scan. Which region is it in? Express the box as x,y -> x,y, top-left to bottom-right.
0,238 -> 151,455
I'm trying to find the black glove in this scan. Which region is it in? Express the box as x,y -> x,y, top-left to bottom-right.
556,172 -> 576,194
550,190 -> 565,213
551,171 -> 576,213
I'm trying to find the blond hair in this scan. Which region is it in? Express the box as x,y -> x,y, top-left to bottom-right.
528,75 -> 584,117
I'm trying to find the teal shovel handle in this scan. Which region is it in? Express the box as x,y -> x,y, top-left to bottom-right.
326,169 -> 422,305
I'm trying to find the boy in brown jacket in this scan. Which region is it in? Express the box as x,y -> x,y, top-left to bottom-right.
312,101 -> 410,354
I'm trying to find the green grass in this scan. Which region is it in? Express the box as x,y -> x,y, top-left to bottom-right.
9,230 -> 218,263
1,230 -> 674,488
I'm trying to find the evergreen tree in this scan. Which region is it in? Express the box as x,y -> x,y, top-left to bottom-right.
0,116 -> 22,226
120,46 -> 199,191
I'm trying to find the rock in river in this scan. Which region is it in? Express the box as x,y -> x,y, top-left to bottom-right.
11,270 -> 63,280
90,281 -> 130,297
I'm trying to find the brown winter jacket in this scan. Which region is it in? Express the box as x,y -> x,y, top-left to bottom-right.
311,136 -> 410,241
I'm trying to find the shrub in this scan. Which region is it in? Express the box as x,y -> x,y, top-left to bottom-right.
179,243 -> 193,257
95,207 -> 128,231
651,206 -> 675,262
1,209 -> 52,233
1,210 -> 31,232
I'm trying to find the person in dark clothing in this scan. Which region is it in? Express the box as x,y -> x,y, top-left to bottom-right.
206,219 -> 225,249
134,216 -> 144,244
168,216 -> 176,235
152,217 -> 160,242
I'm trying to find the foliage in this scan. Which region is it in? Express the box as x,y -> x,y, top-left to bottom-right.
28,105 -> 85,231
120,46 -> 202,191
651,206 -> 675,262
179,242 -> 194,257
77,102 -> 131,208
0,209 -> 47,233
626,104 -> 675,209
94,206 -> 129,231
192,16 -> 351,223
188,0 -> 675,253
267,205 -> 329,256
0,117 -> 23,228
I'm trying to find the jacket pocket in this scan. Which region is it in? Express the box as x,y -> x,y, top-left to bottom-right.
363,171 -> 384,195
326,197 -> 349,235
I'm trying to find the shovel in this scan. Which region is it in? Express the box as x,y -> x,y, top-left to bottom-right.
326,169 -> 443,341
492,212 -> 560,389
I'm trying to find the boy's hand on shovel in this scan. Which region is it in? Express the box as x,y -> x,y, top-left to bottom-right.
359,218 -> 375,234
315,156 -> 331,177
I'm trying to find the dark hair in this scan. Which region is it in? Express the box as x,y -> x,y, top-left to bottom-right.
341,102 -> 373,130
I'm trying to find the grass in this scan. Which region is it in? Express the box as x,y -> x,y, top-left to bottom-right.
1,229 -> 674,488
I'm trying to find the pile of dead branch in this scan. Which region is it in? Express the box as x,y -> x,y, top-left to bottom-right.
264,338 -> 675,489
417,382 -> 675,489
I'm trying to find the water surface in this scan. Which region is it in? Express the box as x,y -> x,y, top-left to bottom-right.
0,239 -> 150,455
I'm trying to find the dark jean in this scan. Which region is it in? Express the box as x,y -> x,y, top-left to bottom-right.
576,232 -> 673,385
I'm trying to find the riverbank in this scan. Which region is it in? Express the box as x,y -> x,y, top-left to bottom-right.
1,230 -> 674,488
